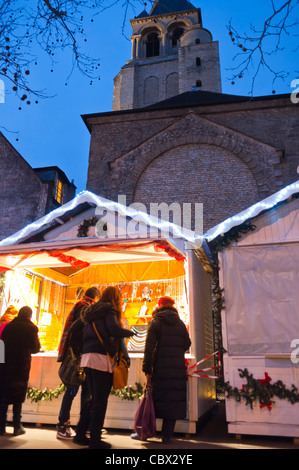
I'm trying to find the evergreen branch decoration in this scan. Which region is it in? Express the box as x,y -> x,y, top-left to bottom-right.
27,383 -> 144,403
27,384 -> 66,402
110,382 -> 144,401
77,217 -> 99,237
223,368 -> 299,410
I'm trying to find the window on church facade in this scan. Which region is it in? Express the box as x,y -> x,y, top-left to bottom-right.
146,33 -> 160,57
196,57 -> 201,66
172,27 -> 184,47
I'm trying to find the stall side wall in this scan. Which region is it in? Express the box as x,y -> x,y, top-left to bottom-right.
188,251 -> 216,419
220,244 -> 299,438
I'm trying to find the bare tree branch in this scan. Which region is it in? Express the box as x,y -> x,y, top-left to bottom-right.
227,0 -> 299,93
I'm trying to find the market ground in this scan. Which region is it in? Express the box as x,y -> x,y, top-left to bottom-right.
0,403 -> 298,453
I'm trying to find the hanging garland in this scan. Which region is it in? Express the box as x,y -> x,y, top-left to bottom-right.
223,368 -> 299,410
27,383 -> 144,403
27,384 -> 66,402
110,382 -> 144,401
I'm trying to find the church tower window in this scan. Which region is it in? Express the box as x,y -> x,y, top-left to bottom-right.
146,33 -> 160,57
172,27 -> 184,47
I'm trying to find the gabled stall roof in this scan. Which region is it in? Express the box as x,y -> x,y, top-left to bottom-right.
0,191 -> 201,274
204,180 -> 299,243
0,190 -> 202,248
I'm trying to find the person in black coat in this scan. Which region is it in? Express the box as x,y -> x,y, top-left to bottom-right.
81,286 -> 135,449
0,306 -> 40,436
142,296 -> 191,443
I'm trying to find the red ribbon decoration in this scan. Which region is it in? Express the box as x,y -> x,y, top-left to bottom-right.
154,241 -> 186,262
258,372 -> 272,385
260,402 -> 273,411
48,251 -> 90,269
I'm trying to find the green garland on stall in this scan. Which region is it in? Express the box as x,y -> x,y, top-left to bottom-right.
27,384 -> 66,403
110,383 -> 144,401
27,383 -> 144,403
77,217 -> 99,237
223,368 -> 299,410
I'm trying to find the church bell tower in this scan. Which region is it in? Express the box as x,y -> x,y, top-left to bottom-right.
113,0 -> 222,111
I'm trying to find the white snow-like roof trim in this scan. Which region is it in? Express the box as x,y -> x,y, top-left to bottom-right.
204,180 -> 299,242
0,190 -> 204,247
1,181 -> 298,248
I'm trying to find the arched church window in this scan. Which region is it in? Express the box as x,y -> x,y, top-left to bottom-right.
146,33 -> 160,57
195,38 -> 201,44
172,27 -> 184,47
196,57 -> 201,66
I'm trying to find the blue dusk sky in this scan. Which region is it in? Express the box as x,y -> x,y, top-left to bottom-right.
1,0 -> 298,193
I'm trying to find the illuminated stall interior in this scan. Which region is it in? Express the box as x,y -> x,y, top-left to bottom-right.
0,244 -> 188,353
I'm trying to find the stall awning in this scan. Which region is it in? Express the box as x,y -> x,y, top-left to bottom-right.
0,238 -> 186,272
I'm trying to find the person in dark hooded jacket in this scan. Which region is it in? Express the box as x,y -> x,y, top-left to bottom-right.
141,296 -> 191,444
56,287 -> 100,442
81,286 -> 135,449
0,306 -> 40,436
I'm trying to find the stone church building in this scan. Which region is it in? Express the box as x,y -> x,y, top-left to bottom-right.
83,0 -> 298,233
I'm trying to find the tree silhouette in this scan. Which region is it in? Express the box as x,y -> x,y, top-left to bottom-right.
227,0 -> 298,93
0,0 -> 144,105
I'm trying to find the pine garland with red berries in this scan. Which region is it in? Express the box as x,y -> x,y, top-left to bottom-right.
223,368 -> 299,410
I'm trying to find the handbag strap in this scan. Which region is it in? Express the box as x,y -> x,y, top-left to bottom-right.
92,322 -> 113,364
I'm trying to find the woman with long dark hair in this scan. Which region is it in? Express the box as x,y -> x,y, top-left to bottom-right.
81,286 -> 134,449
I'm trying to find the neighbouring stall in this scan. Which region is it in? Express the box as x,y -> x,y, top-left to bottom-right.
0,191 -> 216,432
209,182 -> 299,439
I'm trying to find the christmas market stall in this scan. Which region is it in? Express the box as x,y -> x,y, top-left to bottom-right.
0,191 -> 216,432
207,181 -> 299,439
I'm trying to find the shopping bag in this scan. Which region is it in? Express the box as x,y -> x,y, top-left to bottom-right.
134,378 -> 156,440
58,346 -> 85,387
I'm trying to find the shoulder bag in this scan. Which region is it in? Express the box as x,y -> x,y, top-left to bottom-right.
92,322 -> 129,390
58,345 -> 85,387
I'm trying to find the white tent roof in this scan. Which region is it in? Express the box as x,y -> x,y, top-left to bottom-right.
204,180 -> 299,242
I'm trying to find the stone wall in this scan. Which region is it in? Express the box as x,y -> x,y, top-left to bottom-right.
178,42 -> 222,94
85,95 -> 297,232
0,133 -> 48,241
112,42 -> 222,110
